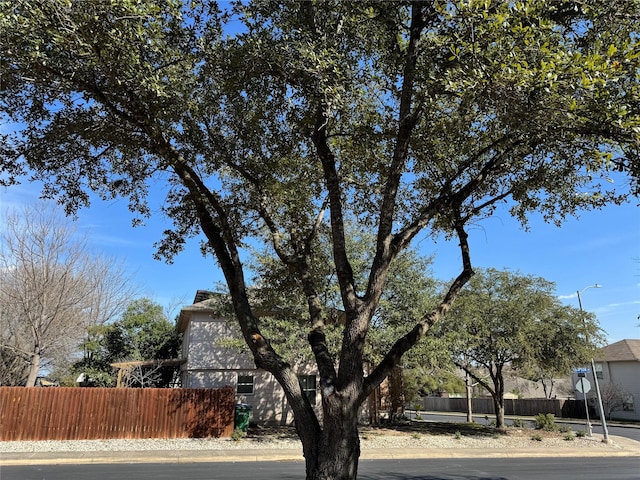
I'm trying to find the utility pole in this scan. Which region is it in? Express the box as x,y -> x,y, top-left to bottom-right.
577,285 -> 610,443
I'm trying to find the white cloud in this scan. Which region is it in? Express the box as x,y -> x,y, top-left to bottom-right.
558,293 -> 578,300
89,233 -> 138,248
604,300 -> 640,309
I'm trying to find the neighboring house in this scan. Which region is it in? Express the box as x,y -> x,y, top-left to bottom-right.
177,291 -> 321,425
573,339 -> 640,421
34,377 -> 59,387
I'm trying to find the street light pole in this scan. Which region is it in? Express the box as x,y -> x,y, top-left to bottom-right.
579,375 -> 592,437
577,284 -> 610,443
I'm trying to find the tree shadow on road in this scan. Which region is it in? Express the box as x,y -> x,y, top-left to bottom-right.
363,421 -> 506,438
358,474 -> 507,480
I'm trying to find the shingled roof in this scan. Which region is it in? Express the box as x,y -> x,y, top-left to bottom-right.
598,339 -> 640,362
176,291 -> 230,333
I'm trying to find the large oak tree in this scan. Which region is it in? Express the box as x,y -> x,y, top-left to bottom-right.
1,1 -> 638,478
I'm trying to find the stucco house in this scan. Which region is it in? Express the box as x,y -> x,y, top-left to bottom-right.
573,339 -> 640,421
176,291 -> 321,425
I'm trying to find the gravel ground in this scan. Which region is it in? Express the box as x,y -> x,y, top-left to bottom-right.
0,426 -> 621,453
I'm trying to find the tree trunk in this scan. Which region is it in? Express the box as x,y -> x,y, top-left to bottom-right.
541,378 -> 549,398
491,368 -> 506,429
25,352 -> 40,387
492,395 -> 505,429
541,377 -> 555,399
389,364 -> 404,419
307,406 -> 361,480
369,387 -> 380,425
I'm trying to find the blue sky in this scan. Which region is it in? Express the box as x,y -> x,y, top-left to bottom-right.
1,179 -> 638,344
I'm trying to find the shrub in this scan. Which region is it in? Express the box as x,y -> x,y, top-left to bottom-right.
534,413 -> 559,432
559,424 -> 572,433
511,418 -> 526,428
564,432 -> 575,441
531,434 -> 543,442
576,430 -> 587,438
454,431 -> 462,440
230,428 -> 247,441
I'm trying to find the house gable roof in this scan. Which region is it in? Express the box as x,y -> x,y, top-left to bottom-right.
193,289 -> 216,304
598,339 -> 640,362
176,291 -> 229,333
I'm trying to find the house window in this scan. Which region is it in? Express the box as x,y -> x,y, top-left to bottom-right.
298,375 -> 317,405
594,363 -> 604,380
237,375 -> 254,395
622,394 -> 635,412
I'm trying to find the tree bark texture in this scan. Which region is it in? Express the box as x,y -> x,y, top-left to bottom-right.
389,364 -> 404,418
307,396 -> 361,480
493,373 -> 506,429
493,396 -> 505,430
25,353 -> 40,387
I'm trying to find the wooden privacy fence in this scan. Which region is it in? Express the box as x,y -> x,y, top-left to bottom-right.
411,397 -> 565,417
0,387 -> 235,441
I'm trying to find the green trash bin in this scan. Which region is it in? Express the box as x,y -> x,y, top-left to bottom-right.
234,404 -> 252,432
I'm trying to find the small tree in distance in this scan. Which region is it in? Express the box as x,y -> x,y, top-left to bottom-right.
598,382 -> 629,420
436,268 -> 602,429
523,306 -> 604,399
74,298 -> 182,387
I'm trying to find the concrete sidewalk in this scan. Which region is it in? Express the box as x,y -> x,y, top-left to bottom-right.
2,435 -> 639,466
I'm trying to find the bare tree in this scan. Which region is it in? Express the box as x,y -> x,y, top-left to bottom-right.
122,363 -> 164,388
598,382 -> 628,420
0,203 -> 135,386
0,321 -> 30,386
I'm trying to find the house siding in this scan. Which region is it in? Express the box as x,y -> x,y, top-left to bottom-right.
604,361 -> 640,421
572,339 -> 640,421
179,308 -> 321,425
182,368 -> 316,425
184,318 -> 255,370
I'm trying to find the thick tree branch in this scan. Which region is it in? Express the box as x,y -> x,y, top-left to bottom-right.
368,3 -> 425,301
312,105 -> 358,312
162,141 -> 321,442
454,360 -> 495,397
363,211 -> 474,399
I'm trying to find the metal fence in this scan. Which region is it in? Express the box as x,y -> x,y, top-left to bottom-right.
0,387 -> 235,441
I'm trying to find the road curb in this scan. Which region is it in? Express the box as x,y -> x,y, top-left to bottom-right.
3,442 -> 639,466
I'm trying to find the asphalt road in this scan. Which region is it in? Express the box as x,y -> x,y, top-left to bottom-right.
413,412 -> 640,442
4,457 -> 639,480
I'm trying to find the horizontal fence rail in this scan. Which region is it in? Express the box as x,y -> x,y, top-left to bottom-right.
0,387 -> 235,441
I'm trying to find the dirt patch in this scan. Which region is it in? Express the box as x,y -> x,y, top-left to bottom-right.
247,421 -> 576,442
